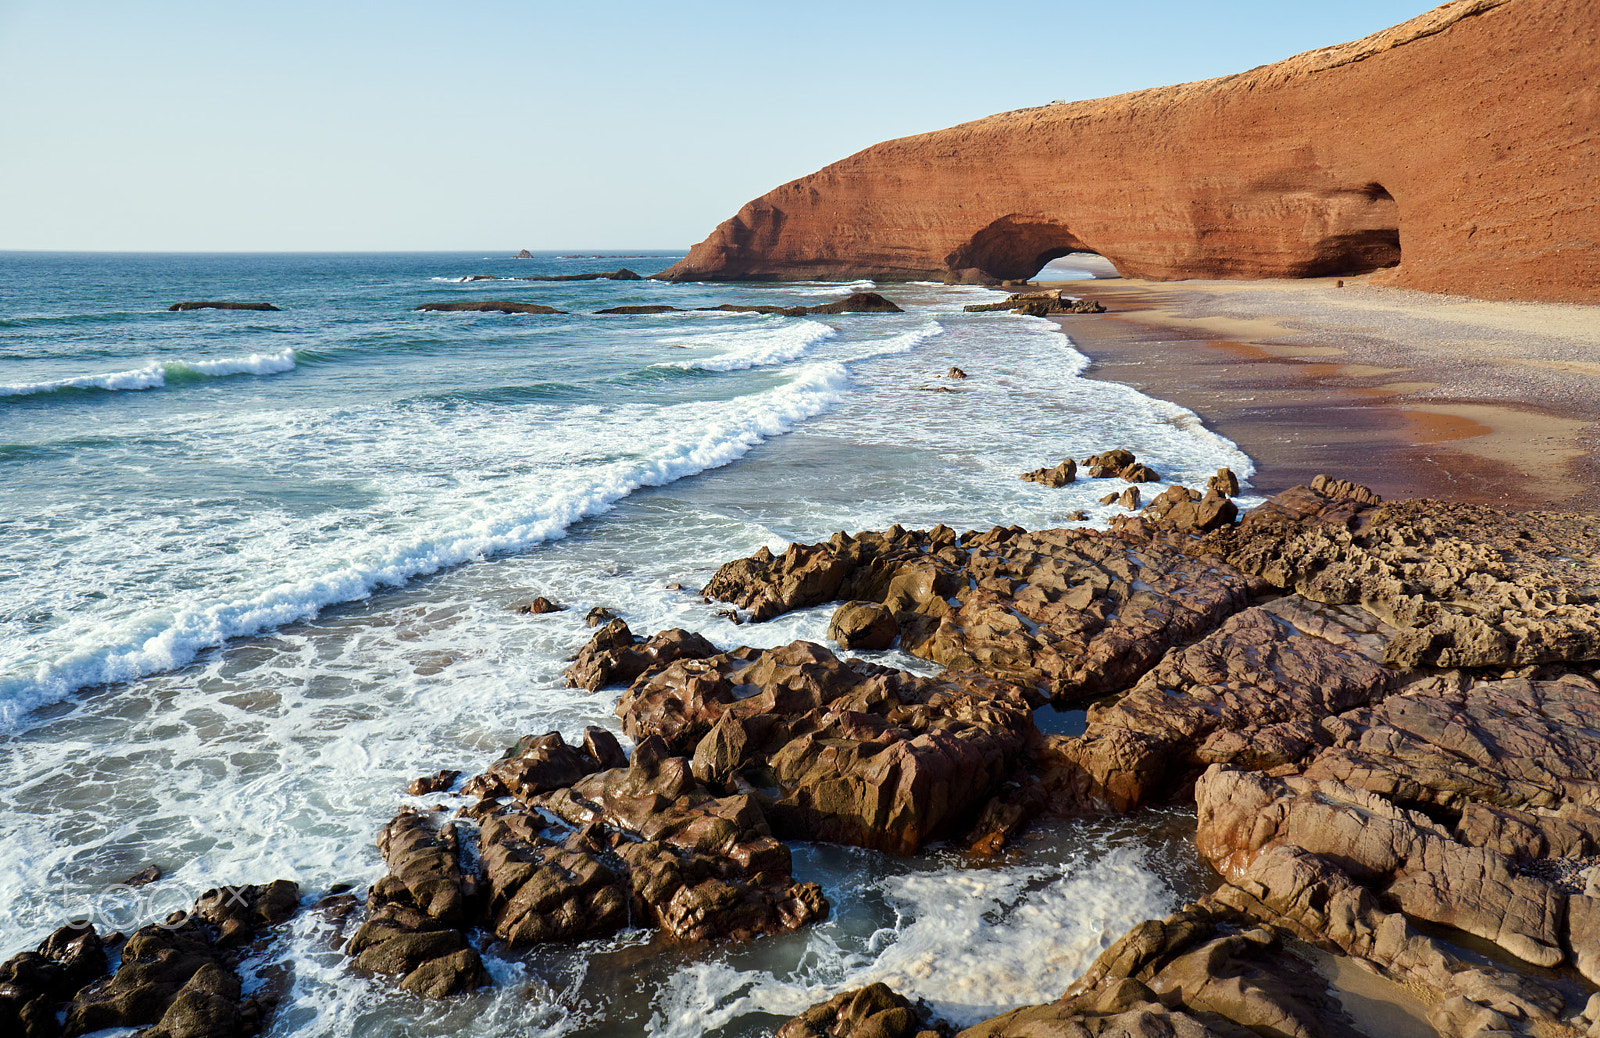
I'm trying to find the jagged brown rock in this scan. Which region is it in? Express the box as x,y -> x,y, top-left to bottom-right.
827,600 -> 899,650
0,925 -> 105,1038
1054,599 -> 1396,810
345,810 -> 489,999
778,983 -> 947,1038
501,735 -> 830,941
1020,458 -> 1076,487
614,640 -> 1034,853
658,0 -> 1598,304
563,622 -> 720,692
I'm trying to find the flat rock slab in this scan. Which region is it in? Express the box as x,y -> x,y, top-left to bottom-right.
1211,478 -> 1600,670
1057,599 -> 1398,810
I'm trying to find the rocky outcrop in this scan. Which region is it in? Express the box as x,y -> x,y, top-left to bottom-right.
1,925 -> 105,1038
413,300 -> 568,314
0,881 -> 300,1038
512,268 -> 642,281
963,291 -> 1104,316
1020,458 -> 1075,487
1055,599 -> 1397,811
659,0 -> 1599,303
614,640 -> 1035,853
806,291 -> 904,314
167,302 -> 281,312
1210,475 -> 1600,669
778,983 -> 949,1038
345,810 -> 489,999
563,620 -> 720,692
700,523 -> 1257,703
512,735 -> 838,940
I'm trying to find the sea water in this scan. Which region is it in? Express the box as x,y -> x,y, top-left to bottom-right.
0,251 -> 1250,1035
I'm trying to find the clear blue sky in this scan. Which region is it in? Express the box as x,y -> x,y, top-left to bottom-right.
0,0 -> 1436,252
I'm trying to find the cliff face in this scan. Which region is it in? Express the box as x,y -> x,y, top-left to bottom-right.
661,0 -> 1599,303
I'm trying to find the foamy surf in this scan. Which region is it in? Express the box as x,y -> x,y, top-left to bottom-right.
640,843 -> 1175,1037
656,318 -> 838,372
0,361 -> 850,726
0,348 -> 298,397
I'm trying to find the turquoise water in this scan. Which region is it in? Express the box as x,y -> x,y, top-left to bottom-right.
0,251 -> 1247,1035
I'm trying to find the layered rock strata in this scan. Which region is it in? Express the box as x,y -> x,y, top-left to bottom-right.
659,0 -> 1599,303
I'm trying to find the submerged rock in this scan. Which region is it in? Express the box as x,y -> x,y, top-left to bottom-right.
413,300 -> 568,314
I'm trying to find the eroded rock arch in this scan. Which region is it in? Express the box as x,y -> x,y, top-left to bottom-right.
943,215 -> 1097,284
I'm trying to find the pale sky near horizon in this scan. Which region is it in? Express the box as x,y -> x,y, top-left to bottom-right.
1,1 -> 1436,253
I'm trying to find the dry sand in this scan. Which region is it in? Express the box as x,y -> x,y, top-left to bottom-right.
1041,256 -> 1600,511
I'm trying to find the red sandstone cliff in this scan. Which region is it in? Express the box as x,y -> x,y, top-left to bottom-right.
661,0 -> 1599,303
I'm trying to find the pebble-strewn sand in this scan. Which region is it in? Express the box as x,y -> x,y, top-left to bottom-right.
1041,256 -> 1600,510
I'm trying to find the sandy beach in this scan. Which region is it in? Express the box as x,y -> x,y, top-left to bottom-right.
1044,256 -> 1600,512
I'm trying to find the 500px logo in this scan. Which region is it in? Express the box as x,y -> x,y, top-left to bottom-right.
58,882 -> 252,934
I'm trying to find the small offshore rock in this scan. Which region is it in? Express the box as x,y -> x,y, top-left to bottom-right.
168,301 -> 281,312
126,865 -> 163,887
1121,463 -> 1160,484
805,291 -> 903,314
1099,492 -> 1119,506
1118,487 -> 1141,509
1083,449 -> 1137,478
585,607 -> 618,627
518,597 -> 564,615
596,304 -> 681,314
947,366 -> 967,379
1020,458 -> 1076,487
407,770 -> 461,796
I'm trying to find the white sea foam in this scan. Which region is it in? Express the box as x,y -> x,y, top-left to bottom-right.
656,318 -> 837,372
0,362 -> 850,724
0,348 -> 298,397
643,845 -> 1173,1036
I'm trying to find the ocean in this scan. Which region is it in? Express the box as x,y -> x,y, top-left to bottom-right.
0,250 -> 1252,1035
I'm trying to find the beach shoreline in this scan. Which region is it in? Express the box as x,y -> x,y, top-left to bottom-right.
1039,256 -> 1600,513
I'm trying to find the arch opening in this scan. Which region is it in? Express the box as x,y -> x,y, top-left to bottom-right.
944,215 -> 1095,284
1304,183 -> 1401,276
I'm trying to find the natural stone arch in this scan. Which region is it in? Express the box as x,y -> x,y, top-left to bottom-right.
943,214 -> 1097,283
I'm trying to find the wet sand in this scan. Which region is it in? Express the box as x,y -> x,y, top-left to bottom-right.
1040,257 -> 1600,511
